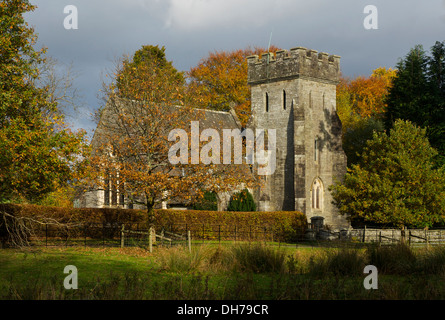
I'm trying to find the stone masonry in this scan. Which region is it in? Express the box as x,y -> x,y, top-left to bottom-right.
247,47 -> 349,229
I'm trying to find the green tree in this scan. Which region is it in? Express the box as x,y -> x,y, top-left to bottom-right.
0,0 -> 88,203
227,189 -> 256,212
330,120 -> 445,229
115,45 -> 185,103
192,191 -> 218,211
385,42 -> 445,166
342,117 -> 385,166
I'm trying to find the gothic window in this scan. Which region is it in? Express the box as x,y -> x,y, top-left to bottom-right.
104,171 -> 110,206
312,178 -> 323,210
119,181 -> 125,206
111,186 -> 117,206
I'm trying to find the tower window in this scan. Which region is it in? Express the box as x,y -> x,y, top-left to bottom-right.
283,90 -> 286,110
314,139 -> 319,162
265,92 -> 269,112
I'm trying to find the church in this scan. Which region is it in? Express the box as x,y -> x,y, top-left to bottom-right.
78,45 -> 349,230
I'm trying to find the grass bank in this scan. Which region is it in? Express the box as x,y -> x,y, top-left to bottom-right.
1,243 -> 444,299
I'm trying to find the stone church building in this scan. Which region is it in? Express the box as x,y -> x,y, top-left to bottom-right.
78,45 -> 349,229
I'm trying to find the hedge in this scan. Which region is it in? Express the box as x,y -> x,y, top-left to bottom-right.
0,204 -> 307,243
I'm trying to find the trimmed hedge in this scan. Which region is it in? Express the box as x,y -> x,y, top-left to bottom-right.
0,204 -> 307,243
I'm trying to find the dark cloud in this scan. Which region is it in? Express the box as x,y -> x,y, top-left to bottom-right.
25,0 -> 445,135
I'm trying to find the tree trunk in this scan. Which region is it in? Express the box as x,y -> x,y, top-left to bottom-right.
145,194 -> 156,229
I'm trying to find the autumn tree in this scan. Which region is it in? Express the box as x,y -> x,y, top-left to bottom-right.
330,120 -> 445,229
185,46 -> 280,127
336,67 -> 396,166
0,0 -> 88,204
90,45 -> 257,226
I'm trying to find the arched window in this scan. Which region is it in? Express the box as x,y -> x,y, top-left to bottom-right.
311,178 -> 323,210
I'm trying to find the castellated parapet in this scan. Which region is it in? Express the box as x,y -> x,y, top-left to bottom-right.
247,47 -> 341,85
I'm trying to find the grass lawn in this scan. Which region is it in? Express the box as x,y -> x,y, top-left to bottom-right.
1,243 -> 445,300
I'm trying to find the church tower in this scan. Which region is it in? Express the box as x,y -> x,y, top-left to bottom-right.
247,47 -> 349,229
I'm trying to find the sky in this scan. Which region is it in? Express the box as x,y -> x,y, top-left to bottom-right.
24,0 -> 445,140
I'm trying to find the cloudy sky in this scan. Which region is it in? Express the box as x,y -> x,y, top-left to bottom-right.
25,0 -> 445,139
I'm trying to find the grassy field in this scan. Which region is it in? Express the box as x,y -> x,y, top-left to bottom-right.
1,242 -> 445,300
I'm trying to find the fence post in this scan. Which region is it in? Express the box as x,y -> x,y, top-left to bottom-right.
121,224 -> 125,248
401,226 -> 406,244
148,227 -> 153,253
188,230 -> 191,253
409,231 -> 411,246
426,229 -> 429,249
379,231 -> 382,247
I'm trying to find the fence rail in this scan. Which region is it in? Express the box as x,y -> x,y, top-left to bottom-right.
13,221 -> 445,249
338,227 -> 445,246
23,222 -> 293,249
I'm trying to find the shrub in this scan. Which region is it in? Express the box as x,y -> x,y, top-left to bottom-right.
192,191 -> 218,211
308,248 -> 367,277
417,246 -> 445,274
227,189 -> 256,212
366,243 -> 417,275
230,243 -> 286,273
156,246 -> 206,273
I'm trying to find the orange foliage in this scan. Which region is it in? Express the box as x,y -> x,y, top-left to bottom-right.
186,46 -> 281,127
88,50 -> 259,223
339,67 -> 397,119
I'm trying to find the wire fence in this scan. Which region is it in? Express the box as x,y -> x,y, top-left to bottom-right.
25,222 -> 303,249
18,222 -> 445,250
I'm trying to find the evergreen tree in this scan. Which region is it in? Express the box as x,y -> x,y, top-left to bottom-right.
192,191 -> 218,211
385,42 -> 445,166
227,189 -> 256,212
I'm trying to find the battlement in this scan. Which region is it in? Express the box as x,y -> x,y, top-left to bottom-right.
247,47 -> 340,85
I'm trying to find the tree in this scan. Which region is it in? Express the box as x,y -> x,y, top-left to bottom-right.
385,42 -> 445,166
336,68 -> 395,166
227,189 -> 256,212
89,46 -> 257,226
185,46 -> 280,127
192,191 -> 218,211
116,45 -> 185,103
0,0 -> 88,204
342,117 -> 384,167
330,120 -> 445,229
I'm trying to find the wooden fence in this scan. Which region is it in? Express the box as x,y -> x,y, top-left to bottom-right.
316,227 -> 445,246
24,222 -> 285,249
